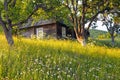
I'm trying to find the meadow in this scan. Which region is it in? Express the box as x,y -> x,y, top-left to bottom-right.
0,34 -> 120,80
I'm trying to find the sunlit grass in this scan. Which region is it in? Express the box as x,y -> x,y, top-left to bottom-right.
0,34 -> 120,80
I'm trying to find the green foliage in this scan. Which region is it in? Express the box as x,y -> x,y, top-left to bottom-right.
0,26 -> 3,33
94,39 -> 120,48
97,33 -> 116,39
32,8 -> 48,22
0,0 -> 51,24
0,1 -> 3,13
10,0 -> 35,24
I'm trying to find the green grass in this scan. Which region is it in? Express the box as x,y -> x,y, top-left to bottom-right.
89,38 -> 120,48
90,29 -> 107,38
0,35 -> 120,80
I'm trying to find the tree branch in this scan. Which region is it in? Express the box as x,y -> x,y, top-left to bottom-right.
0,15 -> 3,25
78,16 -> 81,33
7,0 -> 12,4
62,0 -> 71,11
62,0 -> 74,23
4,0 -> 8,12
87,1 -> 110,30
12,6 -> 38,26
4,0 -> 13,31
11,0 -> 16,7
81,0 -> 86,29
12,3 -> 56,27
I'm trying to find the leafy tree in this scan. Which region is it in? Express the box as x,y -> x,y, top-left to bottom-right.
0,0 -> 54,46
97,0 -> 120,46
102,13 -> 119,46
58,0 -> 111,46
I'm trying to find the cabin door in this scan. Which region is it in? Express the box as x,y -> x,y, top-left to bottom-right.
36,27 -> 43,39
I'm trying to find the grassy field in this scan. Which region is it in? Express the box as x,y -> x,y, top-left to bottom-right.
90,29 -> 107,38
0,34 -> 120,80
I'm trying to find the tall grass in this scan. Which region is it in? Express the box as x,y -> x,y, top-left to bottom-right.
0,34 -> 120,80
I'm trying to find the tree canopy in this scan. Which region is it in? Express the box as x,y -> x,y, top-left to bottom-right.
0,0 -> 63,45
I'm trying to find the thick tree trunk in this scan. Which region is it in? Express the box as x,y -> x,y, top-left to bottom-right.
74,28 -> 87,46
77,36 -> 86,46
1,25 -> 14,46
78,29 -> 90,46
74,27 -> 90,46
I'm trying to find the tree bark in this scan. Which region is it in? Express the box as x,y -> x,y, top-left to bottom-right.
1,24 -> 14,46
78,29 -> 90,46
77,36 -> 86,46
111,34 -> 115,47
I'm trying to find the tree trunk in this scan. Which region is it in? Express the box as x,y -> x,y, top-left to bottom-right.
77,36 -> 86,46
74,28 -> 87,46
74,27 -> 90,46
111,34 -> 115,47
78,29 -> 90,46
1,24 -> 14,46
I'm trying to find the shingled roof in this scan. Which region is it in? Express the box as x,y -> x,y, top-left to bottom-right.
20,19 -> 67,29
20,19 -> 56,29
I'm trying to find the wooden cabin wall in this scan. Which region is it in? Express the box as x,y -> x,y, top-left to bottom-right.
20,22 -> 76,39
42,23 -> 57,38
20,28 -> 34,38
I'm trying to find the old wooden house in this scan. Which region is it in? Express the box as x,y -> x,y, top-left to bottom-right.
19,19 -> 75,39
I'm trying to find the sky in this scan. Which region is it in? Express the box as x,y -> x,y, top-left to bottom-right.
85,21 -> 108,31
95,21 -> 107,31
